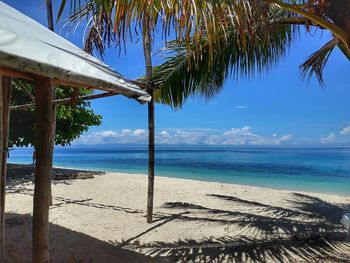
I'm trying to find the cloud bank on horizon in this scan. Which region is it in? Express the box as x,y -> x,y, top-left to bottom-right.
74,126 -> 294,146
321,124 -> 350,145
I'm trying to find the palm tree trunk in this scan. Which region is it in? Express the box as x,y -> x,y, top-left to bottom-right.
0,76 -> 11,263
323,0 -> 350,48
45,0 -> 54,31
45,0 -> 55,206
143,14 -> 155,224
33,77 -> 55,263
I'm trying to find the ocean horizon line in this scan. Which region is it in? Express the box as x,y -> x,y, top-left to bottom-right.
11,145 -> 350,150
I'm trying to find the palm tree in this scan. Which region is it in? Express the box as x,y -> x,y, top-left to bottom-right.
148,1 -> 350,110
58,0 -> 294,223
58,0 -> 349,221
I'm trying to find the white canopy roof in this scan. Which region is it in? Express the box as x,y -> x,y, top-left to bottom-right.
0,1 -> 151,103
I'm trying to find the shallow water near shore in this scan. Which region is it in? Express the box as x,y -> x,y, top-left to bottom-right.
9,147 -> 350,196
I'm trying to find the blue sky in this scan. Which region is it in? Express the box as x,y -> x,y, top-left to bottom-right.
6,0 -> 350,146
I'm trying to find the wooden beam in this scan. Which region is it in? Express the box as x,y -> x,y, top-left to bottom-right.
0,67 -> 92,90
13,79 -> 35,102
0,67 -> 33,81
0,67 -> 149,94
33,77 -> 55,263
10,91 -> 118,111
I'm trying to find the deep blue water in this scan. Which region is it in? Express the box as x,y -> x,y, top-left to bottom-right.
9,147 -> 350,196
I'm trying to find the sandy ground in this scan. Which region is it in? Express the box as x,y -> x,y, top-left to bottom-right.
4,169 -> 350,263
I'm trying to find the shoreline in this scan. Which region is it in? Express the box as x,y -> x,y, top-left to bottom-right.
8,162 -> 350,197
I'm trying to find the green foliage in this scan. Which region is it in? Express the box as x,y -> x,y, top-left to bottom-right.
60,0 -> 282,59
152,6 -> 296,108
300,37 -> 338,87
60,0 -> 350,100
9,79 -> 102,147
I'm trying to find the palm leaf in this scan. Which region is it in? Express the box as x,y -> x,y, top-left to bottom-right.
152,8 -> 296,108
59,0 -> 350,89
59,0 -> 283,59
299,37 -> 338,86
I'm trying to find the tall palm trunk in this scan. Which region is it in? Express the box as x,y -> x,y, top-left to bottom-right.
323,0 -> 350,48
45,0 -> 55,206
45,0 -> 54,31
143,14 -> 155,224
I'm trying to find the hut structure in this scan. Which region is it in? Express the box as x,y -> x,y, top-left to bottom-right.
0,2 -> 151,263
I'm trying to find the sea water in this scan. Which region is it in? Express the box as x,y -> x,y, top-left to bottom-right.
9,147 -> 350,196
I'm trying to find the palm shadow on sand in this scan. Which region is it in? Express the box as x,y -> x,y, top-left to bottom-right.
124,193 -> 350,263
6,172 -> 350,263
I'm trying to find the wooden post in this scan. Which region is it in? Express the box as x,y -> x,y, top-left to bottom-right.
0,77 -> 3,263
45,0 -> 54,207
0,76 -> 11,263
33,77 -> 55,263
48,86 -> 56,207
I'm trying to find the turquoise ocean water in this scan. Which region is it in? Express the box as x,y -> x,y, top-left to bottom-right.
9,147 -> 350,196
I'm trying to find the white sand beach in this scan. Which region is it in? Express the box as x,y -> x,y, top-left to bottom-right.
5,169 -> 350,262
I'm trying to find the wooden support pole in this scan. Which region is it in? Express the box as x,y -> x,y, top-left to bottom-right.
33,77 -> 55,263
0,78 -> 3,263
0,76 -> 11,263
48,85 -> 57,207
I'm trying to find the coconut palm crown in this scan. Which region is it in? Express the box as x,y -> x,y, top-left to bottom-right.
59,0 -> 349,108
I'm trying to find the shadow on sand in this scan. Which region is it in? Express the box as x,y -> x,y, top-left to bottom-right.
5,212 -> 165,263
6,171 -> 350,262
124,193 -> 350,263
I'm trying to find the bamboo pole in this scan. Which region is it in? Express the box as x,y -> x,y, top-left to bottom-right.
143,13 -> 155,224
0,76 -> 11,263
33,77 -> 55,263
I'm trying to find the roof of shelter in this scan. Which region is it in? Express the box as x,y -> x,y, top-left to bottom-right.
0,1 -> 151,103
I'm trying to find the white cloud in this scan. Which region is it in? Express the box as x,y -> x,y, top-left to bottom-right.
235,106 -> 247,110
133,129 -> 146,136
320,124 -> 350,144
74,127 -> 293,146
321,133 -> 336,144
160,130 -> 170,138
340,125 -> 350,135
74,129 -> 148,145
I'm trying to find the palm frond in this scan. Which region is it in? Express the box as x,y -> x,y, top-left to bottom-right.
152,9 -> 296,109
299,37 -> 338,86
59,0 -> 286,58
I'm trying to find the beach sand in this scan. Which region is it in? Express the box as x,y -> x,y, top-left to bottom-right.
5,168 -> 350,262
